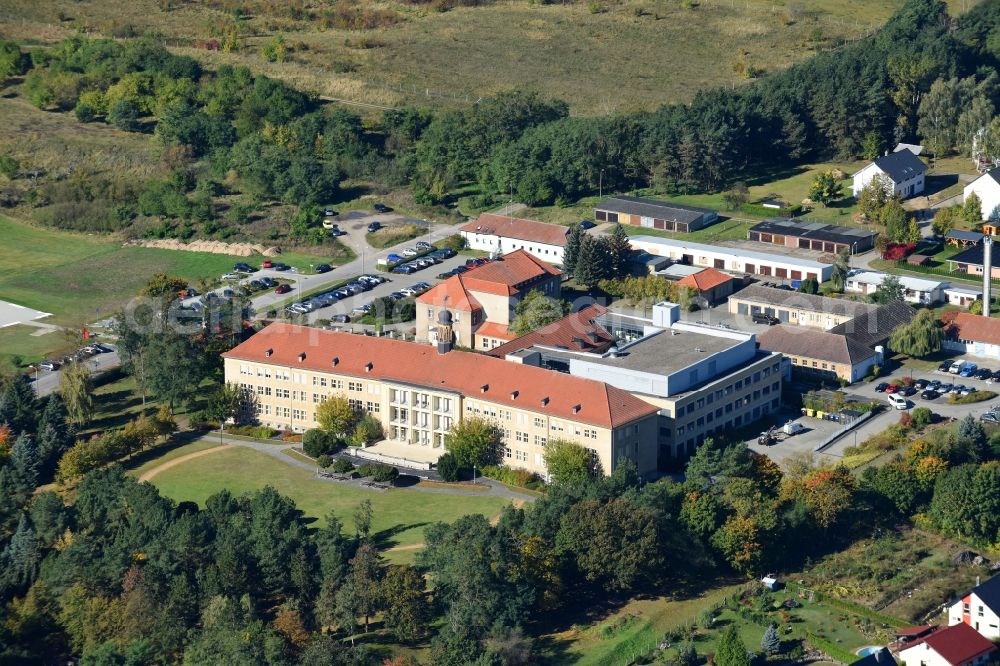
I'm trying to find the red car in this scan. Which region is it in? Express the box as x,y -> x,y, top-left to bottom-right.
884,384 -> 899,394
262,260 -> 273,269
274,284 -> 291,294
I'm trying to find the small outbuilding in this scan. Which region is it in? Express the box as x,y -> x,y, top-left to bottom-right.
761,574 -> 781,591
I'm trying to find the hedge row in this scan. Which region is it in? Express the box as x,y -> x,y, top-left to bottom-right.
805,632 -> 856,664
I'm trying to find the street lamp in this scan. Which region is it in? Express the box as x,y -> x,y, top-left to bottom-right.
599,169 -> 605,199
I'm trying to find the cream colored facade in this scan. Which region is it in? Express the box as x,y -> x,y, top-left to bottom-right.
225,357 -> 657,478
727,295 -> 858,330
416,306 -> 478,348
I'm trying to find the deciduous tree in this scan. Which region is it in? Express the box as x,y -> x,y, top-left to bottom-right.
542,438 -> 593,490
510,290 -> 570,336
315,394 -> 357,437
444,416 -> 501,468
889,309 -> 942,358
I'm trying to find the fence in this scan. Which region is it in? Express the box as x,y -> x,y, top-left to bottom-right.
814,410 -> 876,453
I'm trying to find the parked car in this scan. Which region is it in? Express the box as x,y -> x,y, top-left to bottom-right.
431,248 -> 457,259
960,363 -> 978,377
991,370 -> 1000,383
950,384 -> 965,394
897,386 -> 916,397
275,284 -> 292,294
402,247 -> 419,257
920,389 -> 940,400
884,384 -> 899,394
330,228 -> 347,237
751,312 -> 780,326
976,367 -> 993,380
262,260 -> 274,269
360,274 -> 386,285
981,412 -> 1000,423
437,270 -> 455,280
887,394 -> 909,410
329,314 -> 351,324
390,291 -> 406,300
949,360 -> 964,374
322,219 -> 337,229
221,273 -> 240,281
938,361 -> 954,372
314,263 -> 332,273
234,262 -> 257,273
324,208 -> 337,217
927,380 -> 941,391
39,360 -> 60,371
368,221 -> 382,232
578,220 -> 596,230
260,277 -> 277,288
272,263 -> 290,271
938,383 -> 954,393
393,265 -> 416,275
416,241 -> 434,251
913,379 -> 929,389
874,382 -> 890,393
334,288 -> 352,298
386,253 -> 403,263
351,304 -> 372,316
960,386 -> 973,396
373,202 -> 391,213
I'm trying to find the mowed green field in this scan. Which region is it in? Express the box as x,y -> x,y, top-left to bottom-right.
146,442 -> 514,560
0,215 -> 346,326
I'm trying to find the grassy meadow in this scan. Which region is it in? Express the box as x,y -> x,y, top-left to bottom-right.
0,0 -> 935,116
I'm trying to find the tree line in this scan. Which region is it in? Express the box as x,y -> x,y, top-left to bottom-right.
2,0 -> 998,236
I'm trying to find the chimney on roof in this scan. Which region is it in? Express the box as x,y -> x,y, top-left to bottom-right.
297,352 -> 306,362
541,397 -> 549,406
884,149 -> 889,157
332,357 -> 339,366
265,348 -> 273,357
480,384 -> 489,393
510,390 -> 518,399
572,404 -> 581,414
365,362 -> 373,372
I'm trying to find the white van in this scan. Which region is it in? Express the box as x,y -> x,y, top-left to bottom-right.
949,360 -> 964,374
887,394 -> 909,410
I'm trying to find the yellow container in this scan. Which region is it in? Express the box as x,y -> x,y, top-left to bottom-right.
815,410 -> 825,419
805,408 -> 815,417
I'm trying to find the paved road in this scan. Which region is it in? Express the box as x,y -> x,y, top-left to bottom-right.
32,349 -> 120,397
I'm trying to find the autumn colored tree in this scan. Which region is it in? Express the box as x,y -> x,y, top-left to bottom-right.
798,466 -> 856,529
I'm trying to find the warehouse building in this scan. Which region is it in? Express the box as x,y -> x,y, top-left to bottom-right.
594,195 -> 718,233
747,218 -> 877,254
628,236 -> 832,282
844,269 -> 946,305
728,284 -> 876,330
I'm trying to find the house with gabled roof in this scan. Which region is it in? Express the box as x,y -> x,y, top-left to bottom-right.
964,170 -> 1000,222
676,267 -> 737,305
897,622 -> 997,666
853,150 -> 927,199
415,249 -> 562,351
459,213 -> 572,264
947,575 -> 1000,639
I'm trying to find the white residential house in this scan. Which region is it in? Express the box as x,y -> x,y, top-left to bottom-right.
964,170 -> 1000,222
943,286 -> 981,309
947,575 -> 1000,640
897,623 -> 997,666
852,151 -> 927,199
843,270 -> 945,305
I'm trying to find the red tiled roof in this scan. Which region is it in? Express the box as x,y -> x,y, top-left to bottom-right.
677,267 -> 735,292
416,275 -> 481,312
903,623 -> 997,665
945,312 -> 1000,346
488,304 -> 614,357
460,213 -> 570,247
417,250 -> 561,305
223,323 -> 658,429
476,322 -> 516,341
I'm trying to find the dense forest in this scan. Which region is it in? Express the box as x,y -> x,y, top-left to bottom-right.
1,0 -> 999,241
3,362 -> 1000,665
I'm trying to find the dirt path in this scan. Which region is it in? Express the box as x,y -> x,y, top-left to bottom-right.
386,543 -> 425,552
138,445 -> 230,483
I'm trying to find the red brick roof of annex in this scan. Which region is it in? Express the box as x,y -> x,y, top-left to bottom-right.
488,304 -> 614,358
901,623 -> 996,666
460,213 -> 570,248
417,249 -> 561,308
945,312 -> 1000,346
223,323 -> 659,430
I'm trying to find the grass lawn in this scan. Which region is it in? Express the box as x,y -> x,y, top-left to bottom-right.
125,438 -> 222,479
0,214 -> 351,327
0,326 -> 75,373
147,442 -> 514,559
366,223 -> 426,249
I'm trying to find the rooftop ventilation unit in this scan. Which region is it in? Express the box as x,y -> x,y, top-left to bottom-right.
541,397 -> 550,406
480,384 -> 489,393
297,352 -> 306,362
510,390 -> 518,399
331,357 -> 339,366
365,362 -> 373,372
264,348 -> 273,357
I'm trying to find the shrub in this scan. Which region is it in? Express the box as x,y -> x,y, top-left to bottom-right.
436,234 -> 466,251
358,462 -> 398,483
303,428 -> 342,457
281,430 -> 302,443
480,464 -> 543,489
351,414 -> 383,446
948,390 -> 997,405
911,407 -> 933,429
436,451 -> 460,482
316,454 -> 333,468
331,458 -> 355,474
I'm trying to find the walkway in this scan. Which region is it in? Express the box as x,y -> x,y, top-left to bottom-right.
190,433 -> 539,502
138,444 -> 229,482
